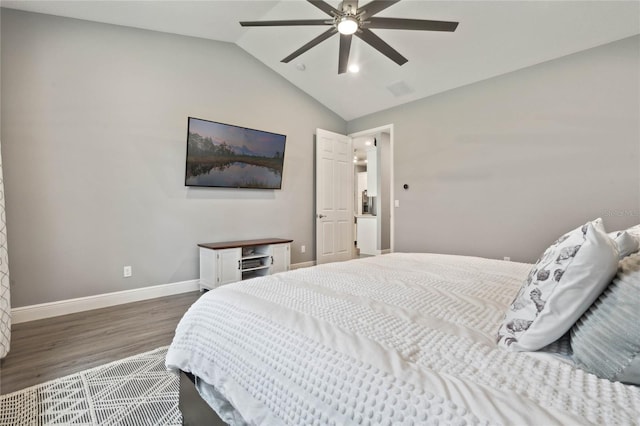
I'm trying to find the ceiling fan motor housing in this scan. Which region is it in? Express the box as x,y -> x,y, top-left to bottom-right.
340,1 -> 359,15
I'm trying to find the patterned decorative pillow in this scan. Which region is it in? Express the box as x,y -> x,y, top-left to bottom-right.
571,253 -> 640,385
497,219 -> 619,351
608,230 -> 640,259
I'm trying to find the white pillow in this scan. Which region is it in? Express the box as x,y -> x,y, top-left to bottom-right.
608,230 -> 640,259
497,218 -> 619,352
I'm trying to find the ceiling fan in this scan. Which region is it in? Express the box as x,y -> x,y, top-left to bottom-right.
240,0 -> 459,74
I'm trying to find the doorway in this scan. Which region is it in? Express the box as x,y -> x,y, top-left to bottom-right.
350,125 -> 394,257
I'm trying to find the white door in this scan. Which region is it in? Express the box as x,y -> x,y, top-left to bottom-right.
270,243 -> 290,274
316,129 -> 353,264
218,248 -> 242,285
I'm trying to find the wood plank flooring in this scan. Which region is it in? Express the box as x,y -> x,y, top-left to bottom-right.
0,291 -> 202,394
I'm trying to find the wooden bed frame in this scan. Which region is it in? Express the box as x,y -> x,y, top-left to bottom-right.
179,370 -> 228,425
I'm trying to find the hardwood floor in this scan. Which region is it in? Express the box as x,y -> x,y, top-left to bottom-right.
0,291 -> 202,394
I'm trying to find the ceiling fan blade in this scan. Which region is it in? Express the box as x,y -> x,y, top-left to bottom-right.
240,19 -> 332,27
355,28 -> 407,65
338,34 -> 353,74
366,17 -> 459,32
307,0 -> 340,17
357,0 -> 400,19
281,27 -> 338,63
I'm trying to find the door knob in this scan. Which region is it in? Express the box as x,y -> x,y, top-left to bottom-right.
317,214 -> 326,219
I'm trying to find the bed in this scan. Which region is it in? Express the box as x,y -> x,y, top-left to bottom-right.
166,250 -> 640,425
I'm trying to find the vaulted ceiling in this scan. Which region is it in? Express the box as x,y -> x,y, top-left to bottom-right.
2,0 -> 639,120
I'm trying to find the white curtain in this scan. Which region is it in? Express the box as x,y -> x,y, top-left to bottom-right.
0,146 -> 10,359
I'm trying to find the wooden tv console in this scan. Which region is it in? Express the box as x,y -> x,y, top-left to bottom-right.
197,238 -> 293,291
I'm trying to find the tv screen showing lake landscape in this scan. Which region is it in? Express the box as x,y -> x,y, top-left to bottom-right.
185,117 -> 286,189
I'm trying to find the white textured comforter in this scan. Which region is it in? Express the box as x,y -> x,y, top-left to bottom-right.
166,253 -> 640,425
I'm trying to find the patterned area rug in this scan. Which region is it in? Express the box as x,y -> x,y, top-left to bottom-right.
0,347 -> 181,425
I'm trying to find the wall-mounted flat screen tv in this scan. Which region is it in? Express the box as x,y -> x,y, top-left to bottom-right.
185,117 -> 286,189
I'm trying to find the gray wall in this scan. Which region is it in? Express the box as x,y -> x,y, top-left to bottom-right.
1,9 -> 346,307
349,35 -> 640,263
2,9 -> 638,307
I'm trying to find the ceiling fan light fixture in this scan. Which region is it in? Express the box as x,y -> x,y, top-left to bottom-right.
337,16 -> 358,35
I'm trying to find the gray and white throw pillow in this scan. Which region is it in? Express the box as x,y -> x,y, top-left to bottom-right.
571,253 -> 640,385
625,224 -> 640,240
497,219 -> 619,351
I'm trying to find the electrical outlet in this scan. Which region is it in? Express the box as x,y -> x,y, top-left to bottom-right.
503,257 -> 511,261
394,200 -> 400,208
123,265 -> 132,278
301,245 -> 306,253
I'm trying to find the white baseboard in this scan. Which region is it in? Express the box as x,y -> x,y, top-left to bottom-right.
11,279 -> 200,324
369,249 -> 392,255
290,261 -> 316,270
12,263 -> 320,324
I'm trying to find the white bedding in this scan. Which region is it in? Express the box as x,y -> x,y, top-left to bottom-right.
166,253 -> 640,425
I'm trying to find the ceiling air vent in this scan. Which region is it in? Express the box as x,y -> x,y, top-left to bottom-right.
386,81 -> 413,97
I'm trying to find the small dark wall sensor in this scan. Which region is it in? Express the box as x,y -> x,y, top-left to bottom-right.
403,184 -> 409,190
